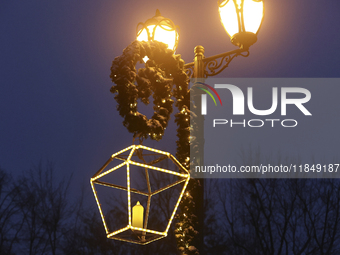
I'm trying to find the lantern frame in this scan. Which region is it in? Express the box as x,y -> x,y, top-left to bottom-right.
136,9 -> 180,51
90,145 -> 190,245
218,0 -> 264,49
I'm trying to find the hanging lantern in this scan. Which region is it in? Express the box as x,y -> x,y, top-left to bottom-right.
136,9 -> 180,51
90,145 -> 190,245
218,0 -> 264,48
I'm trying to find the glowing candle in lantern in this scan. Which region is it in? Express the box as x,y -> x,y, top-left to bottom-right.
132,201 -> 144,228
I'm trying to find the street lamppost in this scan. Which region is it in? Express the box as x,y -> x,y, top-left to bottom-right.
93,0 -> 264,252
134,0 -> 264,253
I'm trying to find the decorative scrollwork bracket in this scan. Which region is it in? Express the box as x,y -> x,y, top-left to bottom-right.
184,48 -> 249,78
204,48 -> 249,77
184,63 -> 194,78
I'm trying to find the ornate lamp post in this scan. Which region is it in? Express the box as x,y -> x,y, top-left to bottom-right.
92,0 -> 264,253
133,1 -> 264,253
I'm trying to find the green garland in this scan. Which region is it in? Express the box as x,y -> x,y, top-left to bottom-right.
110,40 -> 190,143
110,40 -> 197,254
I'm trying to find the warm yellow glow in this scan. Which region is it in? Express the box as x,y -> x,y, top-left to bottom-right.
130,226 -> 166,236
154,25 -> 176,50
219,0 -> 239,37
219,0 -> 263,37
236,0 -> 242,9
127,163 -> 131,226
170,154 -> 190,174
128,160 -> 189,178
136,10 -> 179,51
136,26 -> 149,42
90,180 -> 109,233
91,144 -> 190,245
111,145 -> 134,158
132,201 -> 144,228
107,226 -> 130,238
109,234 -> 166,245
243,0 -> 263,34
128,147 -> 135,161
165,177 -> 190,233
137,24 -> 177,51
92,162 -> 126,181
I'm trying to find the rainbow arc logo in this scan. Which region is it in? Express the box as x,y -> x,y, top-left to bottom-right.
196,82 -> 222,115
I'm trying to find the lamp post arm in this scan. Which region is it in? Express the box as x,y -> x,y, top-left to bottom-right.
184,47 -> 249,78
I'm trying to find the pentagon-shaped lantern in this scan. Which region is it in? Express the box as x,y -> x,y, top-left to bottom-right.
90,145 -> 190,245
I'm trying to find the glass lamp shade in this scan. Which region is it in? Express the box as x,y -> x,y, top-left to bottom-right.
218,0 -> 264,48
136,9 -> 180,51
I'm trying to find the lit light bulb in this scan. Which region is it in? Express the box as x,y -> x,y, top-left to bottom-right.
136,10 -> 179,51
218,0 -> 264,47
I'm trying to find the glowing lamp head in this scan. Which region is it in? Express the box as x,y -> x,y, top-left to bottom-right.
218,0 -> 264,49
136,9 -> 180,51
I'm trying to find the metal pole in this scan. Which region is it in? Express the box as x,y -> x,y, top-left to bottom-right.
193,45 -> 205,253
